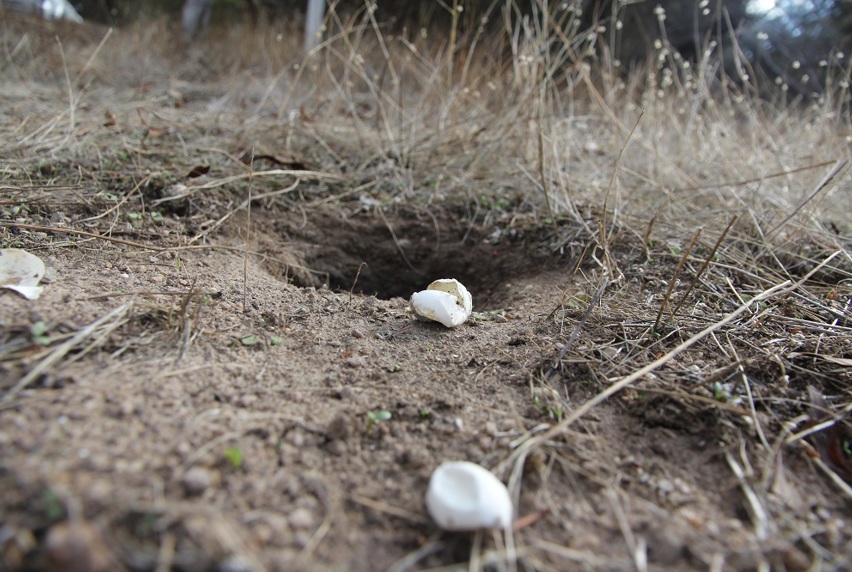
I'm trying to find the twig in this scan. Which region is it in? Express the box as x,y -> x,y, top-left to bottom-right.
76,174 -> 152,224
653,227 -> 701,330
668,215 -> 738,322
189,179 -> 300,245
548,278 -> 609,378
349,262 -> 367,304
243,149 -> 254,313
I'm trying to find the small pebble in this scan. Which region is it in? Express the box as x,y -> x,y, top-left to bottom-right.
182,467 -> 213,495
45,521 -> 113,572
288,507 -> 315,530
219,554 -> 257,572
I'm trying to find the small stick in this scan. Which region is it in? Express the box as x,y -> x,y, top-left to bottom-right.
668,215 -> 738,323
653,227 -> 701,331
243,149 -> 254,313
642,210 -> 659,253
512,508 -> 550,531
349,262 -> 367,305
549,278 -> 609,378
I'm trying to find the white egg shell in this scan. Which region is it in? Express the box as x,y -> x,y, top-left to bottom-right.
425,279 -> 472,315
0,248 -> 46,300
409,279 -> 472,328
426,461 -> 513,531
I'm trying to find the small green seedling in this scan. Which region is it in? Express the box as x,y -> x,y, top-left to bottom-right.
471,310 -> 507,321
270,336 -> 283,346
135,512 -> 158,538
713,382 -> 732,402
127,212 -> 143,228
224,446 -> 243,469
42,489 -> 64,521
534,395 -> 563,421
239,335 -> 260,346
30,321 -> 50,345
366,410 -> 391,433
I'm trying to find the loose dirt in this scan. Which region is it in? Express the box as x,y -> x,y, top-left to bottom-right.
1,13 -> 851,572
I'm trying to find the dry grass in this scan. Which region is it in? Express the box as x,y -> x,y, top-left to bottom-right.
2,2 -> 851,570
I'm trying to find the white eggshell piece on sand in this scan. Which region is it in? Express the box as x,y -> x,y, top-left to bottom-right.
425,279 -> 472,314
426,461 -> 513,531
409,279 -> 472,328
0,249 -> 46,300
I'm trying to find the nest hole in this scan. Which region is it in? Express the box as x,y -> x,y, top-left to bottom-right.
273,209 -> 564,310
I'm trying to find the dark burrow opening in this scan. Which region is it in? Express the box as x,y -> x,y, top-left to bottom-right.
268,208 -> 576,310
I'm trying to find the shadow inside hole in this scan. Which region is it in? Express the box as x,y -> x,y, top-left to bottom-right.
286,210 -> 565,309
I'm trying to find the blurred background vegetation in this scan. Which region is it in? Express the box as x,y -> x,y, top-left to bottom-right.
60,0 -> 852,99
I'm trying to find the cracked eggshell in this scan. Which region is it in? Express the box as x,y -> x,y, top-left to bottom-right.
409,279 -> 472,328
426,279 -> 472,314
426,461 -> 513,531
0,249 -> 46,300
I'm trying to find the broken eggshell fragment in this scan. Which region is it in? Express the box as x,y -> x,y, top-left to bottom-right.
409,279 -> 472,328
0,248 -> 46,300
426,461 -> 513,531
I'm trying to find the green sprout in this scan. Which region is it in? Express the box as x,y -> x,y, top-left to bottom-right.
224,446 -> 243,469
713,382 -> 732,402
239,335 -> 260,346
30,321 -> 50,345
534,395 -> 563,421
42,489 -> 64,521
366,410 -> 391,433
135,512 -> 158,538
127,212 -> 143,228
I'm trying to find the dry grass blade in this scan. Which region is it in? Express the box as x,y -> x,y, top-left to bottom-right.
667,215 -> 738,322
504,279 -> 791,497
548,277 -> 609,378
387,536 -> 444,572
2,5 -> 851,570
189,179 -> 300,245
653,226 -> 701,330
766,159 -> 849,239
599,109 -> 644,278
3,302 -> 133,403
725,448 -> 771,542
812,455 -> 852,501
348,494 -> 430,525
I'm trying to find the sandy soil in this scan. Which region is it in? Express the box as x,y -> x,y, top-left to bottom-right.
1,13 -> 851,572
